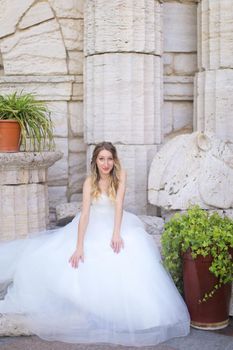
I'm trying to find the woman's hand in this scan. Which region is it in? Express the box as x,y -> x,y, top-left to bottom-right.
69,248 -> 84,268
110,234 -> 124,254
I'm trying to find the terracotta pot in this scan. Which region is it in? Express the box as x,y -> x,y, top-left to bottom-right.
0,120 -> 21,152
182,250 -> 232,330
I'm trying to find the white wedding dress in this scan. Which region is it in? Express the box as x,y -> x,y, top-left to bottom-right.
0,194 -> 190,346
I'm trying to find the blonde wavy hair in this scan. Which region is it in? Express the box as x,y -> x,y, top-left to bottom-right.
90,142 -> 121,201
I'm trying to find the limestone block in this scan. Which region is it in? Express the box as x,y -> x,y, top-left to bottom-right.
68,151 -> 86,194
0,20 -> 67,75
0,314 -> 31,336
48,138 -> 68,186
173,101 -> 193,131
164,76 -> 194,101
85,53 -> 162,144
0,152 -> 62,185
164,53 -> 197,76
18,2 -> 54,29
87,144 -> 157,215
173,53 -> 197,76
194,70 -> 233,143
47,101 -> 68,138
163,101 -> 173,135
85,0 -> 162,55
68,137 -> 86,153
0,76 -> 75,101
0,184 -> 48,240
163,53 -> 173,76
48,186 -> 67,209
69,101 -> 84,137
138,215 -> 164,236
68,51 -> 84,75
72,80 -> 83,101
59,19 -> 83,51
70,193 -> 83,202
0,0 -> 34,37
56,201 -> 82,226
198,0 -> 233,69
148,132 -> 233,210
164,3 -> 197,52
163,101 -> 193,136
49,0 -> 84,19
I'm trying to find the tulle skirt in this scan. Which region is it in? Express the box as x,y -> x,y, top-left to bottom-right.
0,198 -> 190,346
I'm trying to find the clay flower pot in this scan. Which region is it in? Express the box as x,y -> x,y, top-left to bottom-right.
182,250 -> 232,330
0,120 -> 21,152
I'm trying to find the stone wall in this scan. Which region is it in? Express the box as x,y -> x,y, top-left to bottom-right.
163,0 -> 197,139
0,0 -> 200,218
0,0 -> 86,222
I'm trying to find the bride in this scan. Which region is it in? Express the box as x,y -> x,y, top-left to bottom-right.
0,142 -> 190,346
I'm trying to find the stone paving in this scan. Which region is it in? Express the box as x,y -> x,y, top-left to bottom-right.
0,318 -> 232,350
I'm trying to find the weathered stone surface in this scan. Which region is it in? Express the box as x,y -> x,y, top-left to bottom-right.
0,152 -> 62,184
164,76 -> 194,101
18,2 -> 54,29
56,201 -> 82,226
68,51 -> 83,75
87,144 -> 157,215
49,0 -> 84,19
0,152 -> 62,239
85,0 -> 162,55
0,0 -> 34,37
68,151 -> 86,194
59,18 -> 83,51
47,101 -> 68,138
194,70 -> 233,144
0,76 -> 75,101
163,101 -> 193,136
85,53 -> 162,144
138,215 -> 164,236
148,132 -> 233,210
198,0 -> 233,70
48,186 -> 67,209
0,314 -> 31,336
164,53 -> 197,76
69,101 -> 84,137
48,138 -> 68,186
0,20 -> 67,75
0,184 -> 48,240
164,2 -> 197,52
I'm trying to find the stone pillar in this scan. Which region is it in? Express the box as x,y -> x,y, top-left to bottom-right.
194,0 -> 233,316
194,0 -> 233,145
84,0 -> 163,214
0,152 -> 62,240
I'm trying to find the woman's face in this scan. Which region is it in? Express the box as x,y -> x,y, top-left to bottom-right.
96,149 -> 114,176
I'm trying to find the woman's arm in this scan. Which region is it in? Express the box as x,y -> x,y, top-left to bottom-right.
110,169 -> 127,254
69,177 -> 91,268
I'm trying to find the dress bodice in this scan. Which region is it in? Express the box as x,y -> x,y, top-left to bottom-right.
91,193 -> 115,212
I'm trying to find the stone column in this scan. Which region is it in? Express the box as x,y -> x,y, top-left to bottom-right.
0,152 -> 62,240
84,0 -> 163,214
194,0 -> 233,145
194,0 -> 233,316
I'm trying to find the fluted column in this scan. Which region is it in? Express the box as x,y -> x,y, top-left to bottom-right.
84,0 -> 163,213
0,152 -> 62,240
194,0 -> 233,316
194,0 -> 233,144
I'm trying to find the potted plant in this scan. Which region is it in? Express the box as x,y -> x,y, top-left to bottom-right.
161,205 -> 233,330
0,91 -> 54,152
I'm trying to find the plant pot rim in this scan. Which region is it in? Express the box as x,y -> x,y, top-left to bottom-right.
0,120 -> 19,123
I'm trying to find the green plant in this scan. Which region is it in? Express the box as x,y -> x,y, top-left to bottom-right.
161,205 -> 233,302
0,92 -> 54,151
